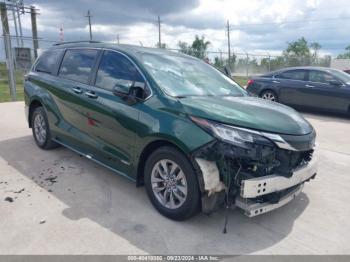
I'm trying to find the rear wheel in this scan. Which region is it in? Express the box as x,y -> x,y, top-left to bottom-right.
144,146 -> 200,220
261,90 -> 278,102
31,107 -> 59,149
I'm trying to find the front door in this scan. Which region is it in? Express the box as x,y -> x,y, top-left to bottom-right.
305,70 -> 350,112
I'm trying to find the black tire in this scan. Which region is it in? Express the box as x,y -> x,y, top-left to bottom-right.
144,146 -> 201,220
260,89 -> 278,102
31,107 -> 59,150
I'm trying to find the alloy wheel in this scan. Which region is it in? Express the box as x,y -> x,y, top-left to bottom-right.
151,159 -> 188,209
262,91 -> 276,101
33,113 -> 47,144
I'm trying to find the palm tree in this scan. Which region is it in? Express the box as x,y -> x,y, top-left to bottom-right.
191,35 -> 211,59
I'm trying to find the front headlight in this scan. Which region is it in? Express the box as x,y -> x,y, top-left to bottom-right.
190,116 -> 272,148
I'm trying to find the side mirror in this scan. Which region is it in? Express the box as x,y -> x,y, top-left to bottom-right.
113,80 -> 133,96
113,80 -> 147,104
329,79 -> 343,87
224,65 -> 232,77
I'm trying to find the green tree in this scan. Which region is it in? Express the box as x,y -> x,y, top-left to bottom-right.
283,37 -> 311,66
214,56 -> 224,69
178,41 -> 192,55
178,35 -> 211,59
191,35 -> 211,59
337,45 -> 350,59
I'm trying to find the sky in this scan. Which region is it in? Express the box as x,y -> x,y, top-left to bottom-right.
2,0 -> 350,58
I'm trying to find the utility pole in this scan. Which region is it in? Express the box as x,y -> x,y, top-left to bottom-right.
0,2 -> 10,35
59,25 -> 64,42
15,0 -> 24,47
86,10 -> 93,41
10,1 -> 20,46
1,2 -> 16,101
157,15 -> 161,48
226,20 -> 231,65
30,5 -> 39,58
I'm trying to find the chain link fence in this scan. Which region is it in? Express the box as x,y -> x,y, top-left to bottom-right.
0,35 -> 333,101
162,48 -> 332,86
0,34 -> 56,102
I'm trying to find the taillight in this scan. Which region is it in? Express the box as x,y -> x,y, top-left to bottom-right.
247,79 -> 254,86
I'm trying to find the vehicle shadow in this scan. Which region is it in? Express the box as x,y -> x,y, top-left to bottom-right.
0,135 -> 310,255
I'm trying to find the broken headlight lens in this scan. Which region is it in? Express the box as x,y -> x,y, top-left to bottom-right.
190,116 -> 273,148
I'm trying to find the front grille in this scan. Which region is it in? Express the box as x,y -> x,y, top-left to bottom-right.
273,149 -> 314,177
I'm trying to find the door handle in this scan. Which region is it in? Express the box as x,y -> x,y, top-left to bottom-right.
305,84 -> 315,88
72,87 -> 83,94
84,91 -> 98,99
272,80 -> 280,84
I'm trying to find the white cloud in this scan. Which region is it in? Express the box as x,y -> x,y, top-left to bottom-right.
3,0 -> 350,56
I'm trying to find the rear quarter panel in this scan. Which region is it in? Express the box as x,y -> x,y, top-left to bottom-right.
246,77 -> 279,97
24,72 -> 66,137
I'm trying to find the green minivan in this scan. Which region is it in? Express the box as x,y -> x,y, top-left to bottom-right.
25,41 -> 317,220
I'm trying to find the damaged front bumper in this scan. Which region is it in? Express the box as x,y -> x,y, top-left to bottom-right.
236,156 -> 317,217
236,184 -> 304,217
240,156 -> 318,198
192,138 -> 318,217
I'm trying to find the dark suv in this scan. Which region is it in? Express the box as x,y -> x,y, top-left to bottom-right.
25,42 -> 317,220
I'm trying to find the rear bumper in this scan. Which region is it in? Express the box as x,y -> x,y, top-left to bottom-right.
240,156 -> 317,198
236,184 -> 304,217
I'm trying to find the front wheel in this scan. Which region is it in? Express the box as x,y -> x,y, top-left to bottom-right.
144,146 -> 200,220
261,90 -> 278,102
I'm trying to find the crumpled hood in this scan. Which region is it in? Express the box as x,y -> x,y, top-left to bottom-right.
179,96 -> 313,135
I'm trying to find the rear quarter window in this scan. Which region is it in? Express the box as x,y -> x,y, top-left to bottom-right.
35,49 -> 63,74
58,49 -> 99,85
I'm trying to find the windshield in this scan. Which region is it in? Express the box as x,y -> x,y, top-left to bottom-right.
140,52 -> 246,97
327,69 -> 350,84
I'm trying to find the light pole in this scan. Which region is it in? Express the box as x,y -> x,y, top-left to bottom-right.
85,10 -> 93,41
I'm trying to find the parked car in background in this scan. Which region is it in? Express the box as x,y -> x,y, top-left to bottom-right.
25,42 -> 317,220
246,67 -> 350,114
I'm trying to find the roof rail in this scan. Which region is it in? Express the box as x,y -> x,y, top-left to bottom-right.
53,40 -> 102,46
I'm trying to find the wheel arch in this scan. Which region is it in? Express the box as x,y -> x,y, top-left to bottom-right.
28,99 -> 43,128
260,88 -> 277,96
136,139 -> 191,187
260,88 -> 279,101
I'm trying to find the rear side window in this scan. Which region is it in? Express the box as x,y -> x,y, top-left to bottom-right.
35,49 -> 63,74
95,51 -> 144,91
59,49 -> 98,84
276,70 -> 306,81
